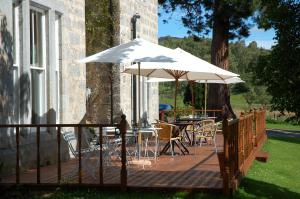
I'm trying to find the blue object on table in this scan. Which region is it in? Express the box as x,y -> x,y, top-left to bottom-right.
159,104 -> 173,111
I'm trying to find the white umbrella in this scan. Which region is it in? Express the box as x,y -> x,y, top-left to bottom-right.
78,38 -> 177,64
78,38 -> 179,124
123,48 -> 239,117
146,77 -> 244,117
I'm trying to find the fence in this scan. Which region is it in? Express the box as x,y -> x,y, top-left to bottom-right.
0,110 -> 267,194
160,109 -> 223,121
0,115 -> 128,190
221,109 -> 267,195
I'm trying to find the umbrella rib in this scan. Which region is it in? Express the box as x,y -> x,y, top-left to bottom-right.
215,73 -> 226,81
146,69 -> 157,77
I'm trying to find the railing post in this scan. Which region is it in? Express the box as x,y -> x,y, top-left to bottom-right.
37,126 -> 40,184
99,125 -> 103,185
78,125 -> 82,184
16,126 -> 20,184
253,109 -> 258,146
222,117 -> 231,195
120,114 -> 127,191
57,127 -> 61,184
240,112 -> 245,173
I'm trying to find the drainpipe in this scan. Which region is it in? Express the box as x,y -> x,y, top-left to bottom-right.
131,13 -> 140,125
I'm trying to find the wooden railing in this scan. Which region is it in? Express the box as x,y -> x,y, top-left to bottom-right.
221,109 -> 267,195
159,109 -> 222,121
254,108 -> 267,146
0,115 -> 128,190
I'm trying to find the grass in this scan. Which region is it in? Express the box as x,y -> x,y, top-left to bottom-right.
236,136 -> 300,198
266,122 -> 300,131
3,137 -> 300,199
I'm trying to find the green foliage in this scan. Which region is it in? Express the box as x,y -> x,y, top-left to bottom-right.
159,0 -> 259,39
183,83 -> 204,109
183,84 -> 192,106
254,1 -> 300,118
159,37 -> 271,107
243,86 -> 271,108
85,0 -> 119,55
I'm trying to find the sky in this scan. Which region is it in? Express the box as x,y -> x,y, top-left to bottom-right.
158,9 -> 276,49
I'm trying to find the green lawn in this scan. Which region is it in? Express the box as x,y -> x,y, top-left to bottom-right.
3,137 -> 300,199
235,136 -> 300,198
266,122 -> 300,131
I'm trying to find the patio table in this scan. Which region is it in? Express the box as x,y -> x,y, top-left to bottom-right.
175,117 -> 217,145
127,127 -> 162,161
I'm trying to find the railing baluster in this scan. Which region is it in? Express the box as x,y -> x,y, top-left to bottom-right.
16,126 -> 20,184
37,126 -> 40,184
57,126 -> 61,184
99,126 -> 103,185
120,115 -> 127,191
78,125 -> 82,184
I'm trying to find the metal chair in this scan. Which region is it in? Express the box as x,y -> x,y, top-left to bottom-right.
194,121 -> 218,154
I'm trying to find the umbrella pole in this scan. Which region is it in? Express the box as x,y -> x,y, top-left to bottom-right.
204,81 -> 207,118
174,78 -> 179,121
138,62 -> 141,126
189,81 -> 195,117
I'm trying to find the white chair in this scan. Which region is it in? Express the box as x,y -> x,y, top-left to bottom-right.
62,130 -> 109,179
194,120 -> 218,154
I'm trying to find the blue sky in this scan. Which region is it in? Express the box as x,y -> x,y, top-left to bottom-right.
158,10 -> 276,49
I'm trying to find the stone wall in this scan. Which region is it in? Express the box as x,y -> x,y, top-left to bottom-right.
0,0 -> 86,176
118,0 -> 159,124
86,0 -> 159,125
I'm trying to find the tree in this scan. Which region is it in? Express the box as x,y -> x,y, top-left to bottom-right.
254,0 -> 300,119
159,0 -> 259,118
183,82 -> 204,109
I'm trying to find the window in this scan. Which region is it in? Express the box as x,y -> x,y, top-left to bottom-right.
12,2 -> 20,124
54,14 -> 61,123
30,8 -> 47,124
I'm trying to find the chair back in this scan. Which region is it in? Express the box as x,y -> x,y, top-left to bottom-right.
200,119 -> 215,126
155,123 -> 173,141
62,131 -> 78,157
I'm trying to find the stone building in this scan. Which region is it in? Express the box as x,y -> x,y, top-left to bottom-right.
0,0 -> 86,174
86,0 -> 159,125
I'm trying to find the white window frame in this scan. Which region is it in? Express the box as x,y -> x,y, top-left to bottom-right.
29,6 -> 47,124
12,2 -> 20,124
54,14 -> 61,124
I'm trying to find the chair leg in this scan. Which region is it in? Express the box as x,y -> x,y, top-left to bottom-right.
170,140 -> 174,157
213,137 -> 217,153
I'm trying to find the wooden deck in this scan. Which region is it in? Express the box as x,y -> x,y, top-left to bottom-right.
1,134 -> 223,190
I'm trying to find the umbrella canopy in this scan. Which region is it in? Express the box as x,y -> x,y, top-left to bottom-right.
123,48 -> 238,80
78,38 -> 178,63
78,38 -> 180,125
123,48 -> 239,118
146,77 -> 185,82
197,77 -> 244,84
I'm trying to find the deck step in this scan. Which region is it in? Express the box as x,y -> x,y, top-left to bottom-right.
255,151 -> 269,163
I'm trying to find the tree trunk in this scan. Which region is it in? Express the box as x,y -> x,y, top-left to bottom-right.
208,3 -> 236,119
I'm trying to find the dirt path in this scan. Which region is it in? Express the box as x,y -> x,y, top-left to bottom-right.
267,129 -> 300,138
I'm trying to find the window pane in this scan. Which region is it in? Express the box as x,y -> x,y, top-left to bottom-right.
13,3 -> 20,66
31,69 -> 45,124
30,10 -> 43,67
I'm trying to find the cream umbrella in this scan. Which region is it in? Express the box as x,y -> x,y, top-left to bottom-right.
78,38 -> 179,124
123,48 -> 239,118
